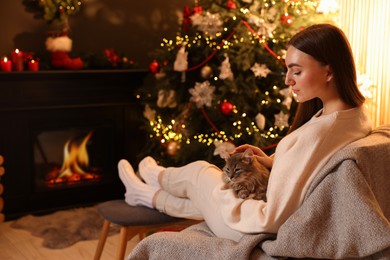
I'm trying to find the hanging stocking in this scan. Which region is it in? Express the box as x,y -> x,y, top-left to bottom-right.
45,35 -> 84,70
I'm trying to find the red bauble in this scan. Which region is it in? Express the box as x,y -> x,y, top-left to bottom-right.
220,101 -> 234,115
226,0 -> 237,10
149,60 -> 160,74
280,14 -> 293,26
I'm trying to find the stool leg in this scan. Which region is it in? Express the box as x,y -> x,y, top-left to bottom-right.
116,226 -> 130,260
94,219 -> 111,260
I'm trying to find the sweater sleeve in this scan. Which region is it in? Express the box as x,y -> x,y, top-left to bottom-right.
213,107 -> 372,234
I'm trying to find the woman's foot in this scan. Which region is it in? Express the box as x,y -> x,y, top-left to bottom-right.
118,159 -> 159,208
139,156 -> 165,188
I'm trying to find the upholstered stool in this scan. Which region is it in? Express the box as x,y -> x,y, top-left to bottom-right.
94,199 -> 199,260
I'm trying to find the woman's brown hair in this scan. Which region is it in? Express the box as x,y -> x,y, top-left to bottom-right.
287,24 -> 365,133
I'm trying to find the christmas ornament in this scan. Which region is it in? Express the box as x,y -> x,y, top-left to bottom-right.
213,140 -> 236,158
190,12 -> 223,37
255,113 -> 266,130
248,14 -> 277,38
251,63 -> 271,78
189,81 -> 215,108
182,5 -> 203,31
200,65 -> 213,79
280,14 -> 293,26
274,111 -> 290,128
143,104 -> 156,121
166,141 -> 180,156
174,46 -> 188,72
149,60 -> 160,74
219,53 -> 234,80
174,45 -> 188,82
226,0 -> 237,10
157,89 -> 177,108
220,100 -> 234,115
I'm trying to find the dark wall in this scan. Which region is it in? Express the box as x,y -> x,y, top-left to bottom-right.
0,0 -> 192,68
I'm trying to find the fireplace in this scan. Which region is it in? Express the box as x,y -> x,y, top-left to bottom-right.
33,126 -> 112,191
0,69 -> 148,220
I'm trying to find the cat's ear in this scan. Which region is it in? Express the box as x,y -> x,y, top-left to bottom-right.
242,149 -> 254,164
220,151 -> 230,161
243,148 -> 254,158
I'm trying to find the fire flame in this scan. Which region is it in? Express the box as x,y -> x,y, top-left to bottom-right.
58,131 -> 92,178
47,131 -> 100,185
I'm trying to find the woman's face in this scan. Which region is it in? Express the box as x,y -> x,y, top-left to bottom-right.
284,46 -> 332,103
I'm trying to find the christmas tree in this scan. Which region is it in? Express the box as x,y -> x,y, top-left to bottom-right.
136,0 -> 336,167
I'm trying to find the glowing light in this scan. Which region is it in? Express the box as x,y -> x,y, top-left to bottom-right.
317,0 -> 339,14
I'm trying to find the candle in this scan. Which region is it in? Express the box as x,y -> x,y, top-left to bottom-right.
28,59 -> 39,71
0,57 -> 12,72
11,49 -> 24,71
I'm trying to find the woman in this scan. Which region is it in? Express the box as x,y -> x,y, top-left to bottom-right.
118,24 -> 372,242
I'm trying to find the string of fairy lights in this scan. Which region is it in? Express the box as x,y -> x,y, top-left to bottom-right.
147,32 -> 285,149
141,0 -> 326,153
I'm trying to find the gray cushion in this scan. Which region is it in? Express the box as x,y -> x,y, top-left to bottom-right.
97,200 -> 183,226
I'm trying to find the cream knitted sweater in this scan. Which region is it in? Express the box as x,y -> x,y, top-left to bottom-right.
214,106 -> 372,234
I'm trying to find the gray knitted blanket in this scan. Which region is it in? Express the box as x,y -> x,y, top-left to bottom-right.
128,125 -> 390,260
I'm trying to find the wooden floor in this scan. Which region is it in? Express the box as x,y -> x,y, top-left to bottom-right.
0,220 -> 140,260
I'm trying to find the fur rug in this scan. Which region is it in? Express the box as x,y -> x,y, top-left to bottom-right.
11,206 -> 119,249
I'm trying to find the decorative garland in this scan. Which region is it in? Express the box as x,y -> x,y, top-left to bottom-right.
185,19 -> 286,72
200,107 -> 228,141
240,20 -> 286,67
186,29 -> 237,72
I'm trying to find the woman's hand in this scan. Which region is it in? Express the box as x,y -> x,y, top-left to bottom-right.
232,144 -> 273,169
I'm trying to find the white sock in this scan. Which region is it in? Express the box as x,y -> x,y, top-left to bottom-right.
139,156 -> 165,188
118,159 -> 159,208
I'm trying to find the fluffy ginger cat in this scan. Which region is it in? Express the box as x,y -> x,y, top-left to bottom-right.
221,148 -> 270,201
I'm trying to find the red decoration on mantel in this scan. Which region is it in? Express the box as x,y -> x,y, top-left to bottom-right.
28,60 -> 39,71
0,57 -> 12,72
51,51 -> 84,70
11,49 -> 24,71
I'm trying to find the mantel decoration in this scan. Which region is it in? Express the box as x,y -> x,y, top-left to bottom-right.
22,0 -> 84,69
20,0 -> 138,70
136,0 -> 338,167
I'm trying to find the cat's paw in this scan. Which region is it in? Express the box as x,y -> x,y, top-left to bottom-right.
237,190 -> 250,199
232,183 -> 243,191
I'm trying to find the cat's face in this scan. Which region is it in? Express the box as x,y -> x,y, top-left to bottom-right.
221,148 -> 269,201
222,152 -> 253,182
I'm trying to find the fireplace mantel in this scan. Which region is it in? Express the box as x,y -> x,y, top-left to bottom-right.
0,69 -> 149,220
0,69 -> 148,110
